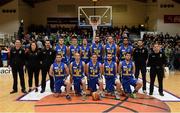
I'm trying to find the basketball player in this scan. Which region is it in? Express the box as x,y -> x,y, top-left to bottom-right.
91,36 -> 104,63
67,36 -> 81,63
69,52 -> 86,100
119,52 -> 142,98
103,53 -> 122,100
55,37 -> 68,64
81,38 -> 91,64
104,36 -> 118,62
86,54 -> 104,97
49,54 -> 71,100
119,37 -> 133,61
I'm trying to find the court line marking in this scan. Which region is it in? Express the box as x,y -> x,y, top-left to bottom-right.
17,80 -> 180,102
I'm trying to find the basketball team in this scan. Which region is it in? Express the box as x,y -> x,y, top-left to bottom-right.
9,35 -> 166,101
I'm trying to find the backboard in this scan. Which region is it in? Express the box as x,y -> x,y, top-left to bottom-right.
78,6 -> 112,27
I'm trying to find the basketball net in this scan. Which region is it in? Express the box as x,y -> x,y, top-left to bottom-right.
90,19 -> 100,42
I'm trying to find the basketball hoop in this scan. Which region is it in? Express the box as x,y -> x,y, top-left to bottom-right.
89,19 -> 100,31
89,17 -> 101,42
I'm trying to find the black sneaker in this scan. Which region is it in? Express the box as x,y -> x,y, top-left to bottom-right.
22,90 -> 27,93
28,89 -> 32,92
149,92 -> 153,95
35,88 -> 38,92
10,90 -> 17,94
159,92 -> 164,96
66,95 -> 72,101
40,90 -> 45,93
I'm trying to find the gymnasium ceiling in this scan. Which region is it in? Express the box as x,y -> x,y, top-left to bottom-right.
0,0 -> 180,7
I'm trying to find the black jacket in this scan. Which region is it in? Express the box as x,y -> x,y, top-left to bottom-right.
26,50 -> 41,68
40,48 -> 56,68
148,51 -> 167,68
10,47 -> 25,67
133,47 -> 148,66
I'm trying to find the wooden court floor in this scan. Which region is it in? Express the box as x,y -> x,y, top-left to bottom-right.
0,71 -> 180,112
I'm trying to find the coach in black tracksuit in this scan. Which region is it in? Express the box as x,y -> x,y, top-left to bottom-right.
148,43 -> 166,96
40,40 -> 56,93
10,39 -> 26,94
133,40 -> 148,93
26,41 -> 41,92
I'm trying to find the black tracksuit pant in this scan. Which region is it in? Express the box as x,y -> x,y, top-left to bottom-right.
41,66 -> 54,92
149,67 -> 164,93
12,66 -> 25,91
135,65 -> 147,90
27,66 -> 40,88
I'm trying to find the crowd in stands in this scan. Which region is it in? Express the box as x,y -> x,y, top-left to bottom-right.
1,26 -> 179,70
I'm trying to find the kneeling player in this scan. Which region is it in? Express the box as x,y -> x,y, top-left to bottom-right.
49,54 -> 71,100
119,52 -> 142,98
86,54 -> 104,97
69,52 -> 87,100
103,53 -> 123,100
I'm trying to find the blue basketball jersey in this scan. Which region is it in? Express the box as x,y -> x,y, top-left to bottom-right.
55,44 -> 67,64
69,45 -> 81,62
81,45 -> 90,64
121,60 -> 134,76
88,61 -> 101,79
104,61 -> 116,78
119,44 -> 133,61
105,43 -> 117,62
72,60 -> 84,78
91,43 -> 103,62
53,62 -> 66,78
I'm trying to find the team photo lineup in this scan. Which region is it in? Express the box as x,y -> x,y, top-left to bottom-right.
8,30 -> 171,101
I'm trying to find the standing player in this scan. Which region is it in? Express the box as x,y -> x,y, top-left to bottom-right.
81,38 -> 91,64
119,52 -> 142,98
69,52 -> 86,100
119,37 -> 133,61
148,43 -> 166,96
103,53 -> 122,100
86,54 -> 104,97
133,40 -> 148,93
104,36 -> 118,62
10,39 -> 27,94
55,37 -> 68,64
67,36 -> 81,63
91,36 -> 104,63
49,54 -> 71,100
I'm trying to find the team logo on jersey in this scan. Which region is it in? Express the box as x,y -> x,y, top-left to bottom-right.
19,50 -> 22,54
54,67 -> 58,69
90,67 -> 93,69
123,66 -> 127,68
160,54 -> 162,57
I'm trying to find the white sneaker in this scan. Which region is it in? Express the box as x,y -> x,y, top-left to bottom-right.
143,90 -> 147,94
100,92 -> 105,98
115,91 -> 120,100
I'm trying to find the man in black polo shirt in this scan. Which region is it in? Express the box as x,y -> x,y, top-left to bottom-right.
133,40 -> 148,94
148,43 -> 166,96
